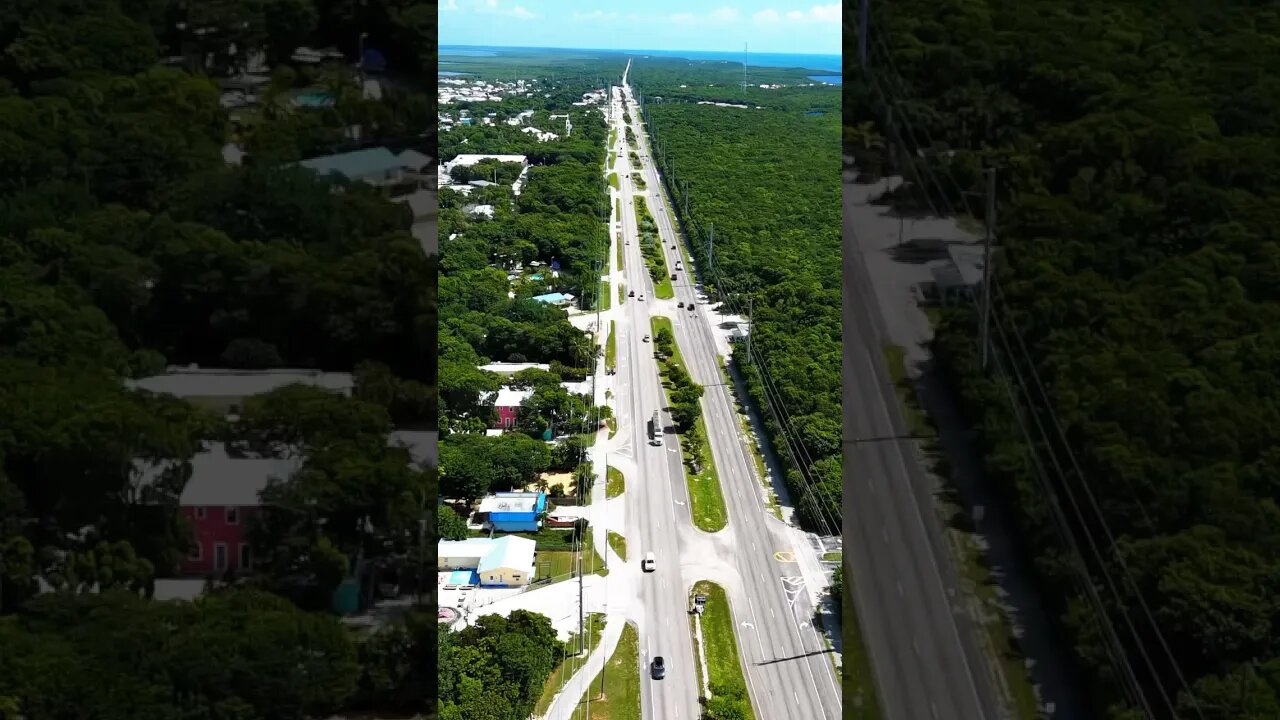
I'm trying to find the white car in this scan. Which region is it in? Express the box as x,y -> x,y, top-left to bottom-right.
641,552 -> 656,572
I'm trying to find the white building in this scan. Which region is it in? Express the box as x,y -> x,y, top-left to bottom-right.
438,536 -> 536,587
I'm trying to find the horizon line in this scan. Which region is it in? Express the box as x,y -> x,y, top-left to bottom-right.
440,43 -> 842,58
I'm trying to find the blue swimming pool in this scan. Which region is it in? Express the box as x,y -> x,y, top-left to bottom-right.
448,570 -> 478,585
294,91 -> 334,108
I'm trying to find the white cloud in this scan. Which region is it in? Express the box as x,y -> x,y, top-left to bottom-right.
753,9 -> 780,23
780,4 -> 839,23
442,0 -> 459,10
573,9 -> 620,21
626,13 -> 641,21
710,7 -> 741,23
808,3 -> 840,22
670,12 -> 696,24
510,4 -> 534,19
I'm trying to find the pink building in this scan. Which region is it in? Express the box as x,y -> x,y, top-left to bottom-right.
151,443 -> 301,576
493,387 -> 534,429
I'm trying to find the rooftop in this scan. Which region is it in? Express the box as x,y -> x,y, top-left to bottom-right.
445,153 -> 528,170
299,147 -> 400,179
479,362 -> 551,375
126,367 -> 354,399
134,442 -> 302,507
389,430 -> 436,468
478,492 -> 545,514
438,535 -> 537,572
493,387 -> 534,408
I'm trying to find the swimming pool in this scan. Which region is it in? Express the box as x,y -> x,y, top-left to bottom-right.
293,91 -> 334,108
448,570 -> 478,585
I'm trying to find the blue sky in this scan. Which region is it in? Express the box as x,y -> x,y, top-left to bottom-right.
439,1 -> 841,56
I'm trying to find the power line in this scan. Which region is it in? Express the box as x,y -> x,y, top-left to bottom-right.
860,17 -> 1206,717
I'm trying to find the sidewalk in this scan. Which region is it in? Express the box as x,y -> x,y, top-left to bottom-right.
542,613 -> 627,720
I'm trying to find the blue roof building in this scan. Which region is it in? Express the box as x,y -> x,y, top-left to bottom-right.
479,491 -> 547,532
297,147 -> 427,186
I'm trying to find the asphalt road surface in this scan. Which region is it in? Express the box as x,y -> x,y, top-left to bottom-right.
842,172 -> 1001,720
620,71 -> 843,720
613,67 -> 703,720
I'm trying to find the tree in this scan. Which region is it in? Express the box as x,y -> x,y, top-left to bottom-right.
437,505 -> 468,541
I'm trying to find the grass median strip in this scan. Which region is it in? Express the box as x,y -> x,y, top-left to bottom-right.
598,279 -> 610,311
606,320 -> 617,372
608,172 -> 619,190
651,316 -> 726,532
574,621 -> 640,720
634,197 -> 674,299
689,581 -> 755,719
607,531 -> 627,561
606,465 -> 624,497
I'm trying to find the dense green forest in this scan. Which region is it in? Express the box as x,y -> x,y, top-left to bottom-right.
632,61 -> 843,530
847,1 -> 1280,717
438,86 -> 609,474
0,1 -> 437,718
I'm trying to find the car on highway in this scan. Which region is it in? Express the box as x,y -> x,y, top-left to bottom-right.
642,552 -> 655,572
643,334 -> 650,342
628,290 -> 635,297
650,656 -> 665,679
678,301 -> 684,308
638,294 -> 645,301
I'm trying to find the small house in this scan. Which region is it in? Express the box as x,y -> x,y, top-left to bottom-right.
478,492 -> 547,532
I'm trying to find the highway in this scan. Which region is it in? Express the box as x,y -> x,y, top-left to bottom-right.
841,167 -> 1002,719
617,61 -> 843,720
612,68 -> 703,720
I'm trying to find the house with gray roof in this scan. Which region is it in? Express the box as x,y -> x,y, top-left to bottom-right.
126,366 -> 354,416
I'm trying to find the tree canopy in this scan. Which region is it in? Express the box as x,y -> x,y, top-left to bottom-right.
849,0 -> 1280,716
632,60 -> 842,530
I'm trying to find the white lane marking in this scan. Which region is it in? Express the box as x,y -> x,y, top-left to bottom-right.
897,582 -> 905,598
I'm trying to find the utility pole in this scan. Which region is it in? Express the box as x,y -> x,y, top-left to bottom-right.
709,223 -> 714,271
859,0 -> 870,68
980,166 -> 996,371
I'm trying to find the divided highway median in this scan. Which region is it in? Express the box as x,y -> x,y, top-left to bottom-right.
635,198 -> 674,299
651,316 -> 726,532
689,581 -> 755,719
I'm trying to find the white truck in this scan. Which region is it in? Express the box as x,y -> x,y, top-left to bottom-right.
649,411 -> 662,446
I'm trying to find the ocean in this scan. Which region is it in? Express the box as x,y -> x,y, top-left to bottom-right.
440,45 -> 841,75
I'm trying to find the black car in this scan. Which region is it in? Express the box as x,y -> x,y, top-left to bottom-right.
651,656 -> 666,679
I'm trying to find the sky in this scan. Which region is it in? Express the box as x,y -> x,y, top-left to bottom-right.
439,1 -> 841,56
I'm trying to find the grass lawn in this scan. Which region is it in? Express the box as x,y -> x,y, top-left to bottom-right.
689,581 -> 754,718
606,320 -> 617,371
822,552 -> 843,562
606,465 -> 625,498
607,531 -> 627,561
651,317 -> 726,532
598,279 -> 611,311
608,153 -> 616,170
574,622 -> 640,720
881,344 -> 1040,720
608,172 -> 619,190
536,530 -> 608,583
616,237 -> 624,272
534,612 -> 605,717
607,417 -> 617,439
579,431 -> 598,447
